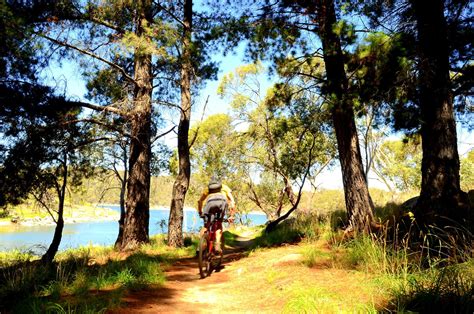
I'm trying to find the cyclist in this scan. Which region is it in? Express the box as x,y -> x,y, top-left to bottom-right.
197,177 -> 236,253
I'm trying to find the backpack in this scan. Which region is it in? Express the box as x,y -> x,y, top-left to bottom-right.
202,193 -> 228,220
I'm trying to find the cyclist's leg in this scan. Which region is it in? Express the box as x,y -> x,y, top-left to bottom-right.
215,201 -> 229,253
199,224 -> 207,237
200,205 -> 211,236
214,219 -> 223,253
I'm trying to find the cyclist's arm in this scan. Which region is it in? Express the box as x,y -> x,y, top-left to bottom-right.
222,184 -> 236,218
197,188 -> 209,215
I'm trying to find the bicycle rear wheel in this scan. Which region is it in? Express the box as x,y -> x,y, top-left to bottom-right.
198,233 -> 210,278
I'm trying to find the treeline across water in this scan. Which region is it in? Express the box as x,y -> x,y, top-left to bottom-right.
2,168 -> 421,221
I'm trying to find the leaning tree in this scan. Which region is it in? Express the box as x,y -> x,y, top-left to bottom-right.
220,0 -> 376,232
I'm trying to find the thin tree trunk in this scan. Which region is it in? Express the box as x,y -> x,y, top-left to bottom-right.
41,154 -> 68,264
115,144 -> 128,249
411,0 -> 471,225
316,0 -> 374,233
120,2 -> 153,251
168,0 -> 193,247
265,139 -> 316,233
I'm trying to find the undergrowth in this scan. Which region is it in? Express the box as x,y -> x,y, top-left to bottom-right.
0,234 -> 196,313
253,203 -> 474,313
2,202 -> 473,313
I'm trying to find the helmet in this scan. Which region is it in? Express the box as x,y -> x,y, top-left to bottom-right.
208,176 -> 222,190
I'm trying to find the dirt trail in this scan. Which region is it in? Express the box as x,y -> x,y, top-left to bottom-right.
110,237 -> 253,313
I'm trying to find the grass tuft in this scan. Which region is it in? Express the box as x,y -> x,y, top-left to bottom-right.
0,238 -> 185,312
393,264 -> 474,312
283,286 -> 378,313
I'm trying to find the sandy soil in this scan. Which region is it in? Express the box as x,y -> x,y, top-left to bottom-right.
109,238 -> 253,313
107,237 -> 388,313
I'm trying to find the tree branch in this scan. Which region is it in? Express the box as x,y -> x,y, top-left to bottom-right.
69,101 -> 127,116
152,125 -> 176,143
265,136 -> 316,233
38,33 -> 136,85
32,193 -> 57,224
188,95 -> 209,149
62,117 -> 130,137
154,2 -> 185,27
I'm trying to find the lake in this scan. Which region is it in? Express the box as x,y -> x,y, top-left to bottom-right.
0,206 -> 267,253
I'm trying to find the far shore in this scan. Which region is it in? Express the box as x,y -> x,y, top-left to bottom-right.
1,205 -> 119,227
98,204 -> 266,216
0,204 -> 266,228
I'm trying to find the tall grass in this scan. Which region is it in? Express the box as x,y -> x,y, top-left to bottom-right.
258,206 -> 474,312
393,262 -> 474,312
0,234 -> 195,313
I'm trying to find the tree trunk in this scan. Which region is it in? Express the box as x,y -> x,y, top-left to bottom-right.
119,2 -> 153,251
411,0 -> 471,225
41,155 -> 67,264
316,0 -> 374,233
265,176 -> 298,233
168,0 -> 193,247
115,145 -> 128,249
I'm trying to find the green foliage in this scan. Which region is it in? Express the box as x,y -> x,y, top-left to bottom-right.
253,214 -> 324,248
461,149 -> 474,192
347,32 -> 417,130
187,112 -> 251,213
190,113 -> 244,180
0,209 -> 9,218
0,249 -> 37,267
215,63 -> 336,219
299,189 -> 346,214
67,172 -> 175,206
374,137 -> 422,192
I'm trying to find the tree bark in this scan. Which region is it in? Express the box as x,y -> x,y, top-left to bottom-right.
119,2 -> 153,251
411,0 -> 471,225
41,154 -> 67,264
316,0 -> 374,233
168,0 -> 193,247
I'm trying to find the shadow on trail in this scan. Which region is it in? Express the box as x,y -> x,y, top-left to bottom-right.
166,233 -> 255,282
110,232 -> 257,312
110,285 -> 182,313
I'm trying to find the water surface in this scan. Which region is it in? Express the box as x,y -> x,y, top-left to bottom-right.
0,206 -> 266,252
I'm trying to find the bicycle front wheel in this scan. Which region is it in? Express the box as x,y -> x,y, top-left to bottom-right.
198,233 -> 210,279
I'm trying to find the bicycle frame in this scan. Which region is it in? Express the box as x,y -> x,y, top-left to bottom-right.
198,214 -> 224,278
204,216 -> 222,254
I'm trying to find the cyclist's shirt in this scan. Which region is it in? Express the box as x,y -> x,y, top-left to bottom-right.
197,184 -> 235,216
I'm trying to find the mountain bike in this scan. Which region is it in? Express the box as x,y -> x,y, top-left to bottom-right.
198,214 -> 225,279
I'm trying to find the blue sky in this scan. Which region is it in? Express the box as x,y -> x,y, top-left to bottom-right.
42,36 -> 473,192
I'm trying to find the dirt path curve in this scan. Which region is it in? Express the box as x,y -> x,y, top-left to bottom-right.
109,236 -> 253,313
